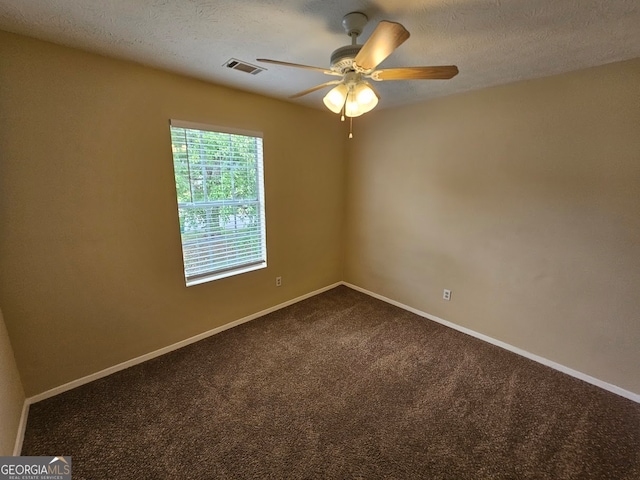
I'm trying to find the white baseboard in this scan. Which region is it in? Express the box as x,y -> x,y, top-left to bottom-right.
15,282 -> 340,454
15,278 -> 637,456
12,401 -> 29,456
342,282 -> 640,404
26,282 -> 342,406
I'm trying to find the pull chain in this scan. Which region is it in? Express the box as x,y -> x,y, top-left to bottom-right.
349,116 -> 353,139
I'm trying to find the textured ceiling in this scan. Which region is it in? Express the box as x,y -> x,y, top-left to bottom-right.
1,0 -> 639,110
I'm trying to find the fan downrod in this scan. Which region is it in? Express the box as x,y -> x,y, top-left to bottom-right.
330,12 -> 368,74
342,12 -> 368,41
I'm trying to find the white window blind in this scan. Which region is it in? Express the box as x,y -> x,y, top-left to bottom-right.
169,120 -> 266,286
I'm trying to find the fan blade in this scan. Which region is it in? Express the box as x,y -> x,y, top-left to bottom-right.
354,21 -> 410,72
256,58 -> 340,76
371,65 -> 459,81
289,81 -> 342,99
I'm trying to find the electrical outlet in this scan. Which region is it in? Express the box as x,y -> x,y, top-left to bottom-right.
443,289 -> 451,301
275,276 -> 282,287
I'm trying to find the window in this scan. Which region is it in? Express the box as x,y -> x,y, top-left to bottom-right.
169,120 -> 266,286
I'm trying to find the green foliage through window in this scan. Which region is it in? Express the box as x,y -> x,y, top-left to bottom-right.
169,122 -> 266,283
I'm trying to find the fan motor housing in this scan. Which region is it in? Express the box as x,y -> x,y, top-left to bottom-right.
330,45 -> 362,73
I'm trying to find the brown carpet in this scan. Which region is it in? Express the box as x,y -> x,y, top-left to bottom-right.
22,286 -> 640,479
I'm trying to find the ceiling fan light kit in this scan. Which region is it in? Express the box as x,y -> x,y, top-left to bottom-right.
351,81 -> 379,115
323,71 -> 379,118
258,12 -> 459,137
323,84 -> 348,113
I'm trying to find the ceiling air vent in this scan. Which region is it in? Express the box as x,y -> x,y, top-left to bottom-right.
224,58 -> 264,75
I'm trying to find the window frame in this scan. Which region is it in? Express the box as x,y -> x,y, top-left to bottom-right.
169,119 -> 267,287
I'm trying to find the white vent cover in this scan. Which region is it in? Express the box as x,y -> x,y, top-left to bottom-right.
224,58 -> 264,75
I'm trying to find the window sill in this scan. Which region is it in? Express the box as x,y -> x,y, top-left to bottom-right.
185,262 -> 267,287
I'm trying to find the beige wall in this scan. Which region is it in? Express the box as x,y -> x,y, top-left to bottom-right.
0,31 -> 346,396
0,307 -> 25,455
1,28 -> 637,399
346,59 -> 640,394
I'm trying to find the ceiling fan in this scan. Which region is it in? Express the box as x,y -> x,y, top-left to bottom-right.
257,12 -> 458,135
